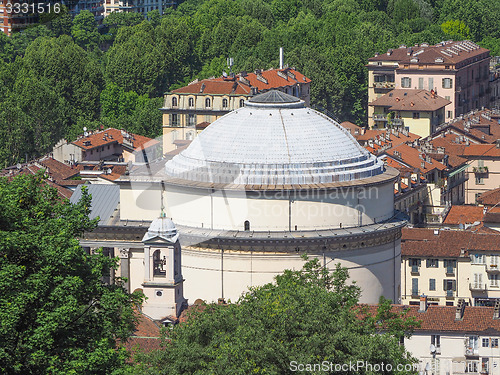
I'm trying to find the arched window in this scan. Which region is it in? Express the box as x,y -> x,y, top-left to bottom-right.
244,220 -> 250,231
153,250 -> 166,276
222,98 -> 228,108
172,96 -> 178,107
188,97 -> 194,107
239,99 -> 245,108
205,98 -> 211,108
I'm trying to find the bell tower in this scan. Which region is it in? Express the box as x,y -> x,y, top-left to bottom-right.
141,215 -> 186,320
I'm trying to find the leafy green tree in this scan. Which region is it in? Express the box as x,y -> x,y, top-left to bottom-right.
128,258 -> 419,374
0,173 -> 144,374
441,19 -> 471,40
71,10 -> 100,49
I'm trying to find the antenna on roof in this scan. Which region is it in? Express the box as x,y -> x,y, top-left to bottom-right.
227,57 -> 234,75
279,47 -> 284,69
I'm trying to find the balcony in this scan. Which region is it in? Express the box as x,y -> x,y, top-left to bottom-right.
473,166 -> 488,174
373,82 -> 395,89
487,264 -> 500,273
446,266 -> 455,275
469,283 -> 487,291
446,290 -> 454,298
465,346 -> 479,357
411,265 -> 419,274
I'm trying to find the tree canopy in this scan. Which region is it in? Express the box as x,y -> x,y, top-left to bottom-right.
0,0 -> 498,166
126,257 -> 420,374
0,173 -> 143,374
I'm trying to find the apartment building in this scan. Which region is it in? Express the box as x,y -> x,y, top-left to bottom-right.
103,0 -> 175,17
367,41 -> 491,126
161,67 -> 311,153
401,227 -> 500,307
0,0 -> 40,35
368,89 -> 450,137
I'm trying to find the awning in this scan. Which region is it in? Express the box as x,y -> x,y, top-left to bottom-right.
448,164 -> 468,178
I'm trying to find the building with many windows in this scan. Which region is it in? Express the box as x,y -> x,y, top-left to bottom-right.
161,68 -> 311,153
367,41 -> 491,126
368,89 -> 450,137
401,227 -> 500,307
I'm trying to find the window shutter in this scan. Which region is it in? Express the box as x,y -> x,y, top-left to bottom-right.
426,259 -> 431,268
443,279 -> 447,291
452,280 -> 456,291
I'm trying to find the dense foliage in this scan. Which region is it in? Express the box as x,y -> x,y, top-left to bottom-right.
0,0 -> 498,166
0,173 -> 143,374
124,258 -> 420,374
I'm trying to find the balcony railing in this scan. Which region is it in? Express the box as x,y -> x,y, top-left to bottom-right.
373,82 -> 395,89
411,265 -> 419,274
487,264 -> 500,273
473,166 -> 488,174
465,346 -> 479,356
446,290 -> 454,297
446,266 -> 455,275
469,283 -> 487,291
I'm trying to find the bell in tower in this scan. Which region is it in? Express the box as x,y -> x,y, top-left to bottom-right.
141,215 -> 186,320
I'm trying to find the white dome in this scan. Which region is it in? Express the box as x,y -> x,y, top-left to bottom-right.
142,216 -> 179,243
165,90 -> 383,186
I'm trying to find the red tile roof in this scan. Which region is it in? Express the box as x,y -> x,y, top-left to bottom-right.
369,89 -> 450,112
479,188 -> 500,207
356,129 -> 420,146
368,41 -> 489,66
172,79 -> 251,95
401,227 -> 500,257
122,311 -> 162,355
361,304 -> 500,334
38,157 -> 79,180
172,68 -> 311,96
72,128 -> 159,151
443,205 -> 485,225
382,144 -> 446,173
433,109 -> 500,144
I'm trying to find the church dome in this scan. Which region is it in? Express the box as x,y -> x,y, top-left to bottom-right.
165,90 -> 384,186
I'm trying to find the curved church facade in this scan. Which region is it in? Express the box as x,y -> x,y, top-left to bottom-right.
82,90 -> 405,318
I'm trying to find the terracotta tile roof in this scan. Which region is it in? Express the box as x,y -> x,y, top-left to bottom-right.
72,128 -> 159,151
461,144 -> 500,157
479,188 -> 500,207
368,41 -> 489,66
402,227 -> 500,257
196,121 -> 210,130
172,68 -> 310,96
356,129 -> 420,144
369,89 -> 450,112
122,311 -> 162,356
38,157 -> 79,180
172,79 -> 251,95
360,304 -> 500,334
433,109 -> 500,144
443,205 -> 485,225
382,144 -> 446,173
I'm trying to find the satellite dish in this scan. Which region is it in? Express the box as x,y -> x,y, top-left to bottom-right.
84,132 -> 89,137
222,71 -> 227,78
430,344 -> 436,353
83,127 -> 87,132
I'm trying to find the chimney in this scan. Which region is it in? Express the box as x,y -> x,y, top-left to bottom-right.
279,47 -> 284,70
419,295 -> 428,312
217,298 -> 225,305
455,298 -> 465,320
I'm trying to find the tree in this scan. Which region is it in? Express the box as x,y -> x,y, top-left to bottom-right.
0,173 -> 143,374
441,19 -> 471,40
71,10 -> 100,49
129,257 -> 419,374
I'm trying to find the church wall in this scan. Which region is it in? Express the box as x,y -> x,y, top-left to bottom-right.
180,239 -> 401,304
